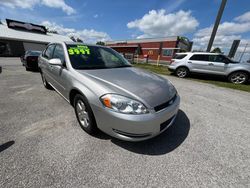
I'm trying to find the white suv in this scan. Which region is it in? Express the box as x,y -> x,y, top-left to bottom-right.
168,52 -> 250,84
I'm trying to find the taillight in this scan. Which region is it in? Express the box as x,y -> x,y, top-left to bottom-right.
27,57 -> 36,61
170,59 -> 175,64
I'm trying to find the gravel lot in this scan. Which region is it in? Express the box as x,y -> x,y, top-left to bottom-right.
0,58 -> 250,188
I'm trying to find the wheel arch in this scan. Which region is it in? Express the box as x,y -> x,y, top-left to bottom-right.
175,65 -> 190,72
227,70 -> 250,78
69,88 -> 86,106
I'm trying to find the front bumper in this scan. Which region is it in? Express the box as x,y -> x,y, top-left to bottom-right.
92,94 -> 180,141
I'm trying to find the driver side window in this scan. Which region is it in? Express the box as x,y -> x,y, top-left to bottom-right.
43,44 -> 55,59
209,55 -> 227,63
53,44 -> 65,63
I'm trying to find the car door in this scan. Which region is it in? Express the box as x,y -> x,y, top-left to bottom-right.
49,44 -> 70,98
39,44 -> 56,85
188,54 -> 211,73
39,44 -> 56,83
207,55 -> 229,75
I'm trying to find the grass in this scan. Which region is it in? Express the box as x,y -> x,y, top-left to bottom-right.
133,63 -> 250,93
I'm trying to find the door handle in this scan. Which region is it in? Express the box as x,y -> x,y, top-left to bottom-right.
208,63 -> 214,66
188,61 -> 192,63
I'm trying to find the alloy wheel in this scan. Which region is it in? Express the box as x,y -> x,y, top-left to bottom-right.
76,100 -> 90,128
230,73 -> 246,84
176,68 -> 188,78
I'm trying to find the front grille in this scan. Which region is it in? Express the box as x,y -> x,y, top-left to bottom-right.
154,94 -> 177,112
113,129 -> 151,138
160,115 -> 175,131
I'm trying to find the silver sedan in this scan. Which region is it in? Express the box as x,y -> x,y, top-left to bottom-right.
38,42 -> 180,141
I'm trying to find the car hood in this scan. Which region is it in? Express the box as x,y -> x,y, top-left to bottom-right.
240,62 -> 250,66
77,67 -> 176,107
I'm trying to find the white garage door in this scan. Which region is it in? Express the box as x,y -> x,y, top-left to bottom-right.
23,42 -> 47,51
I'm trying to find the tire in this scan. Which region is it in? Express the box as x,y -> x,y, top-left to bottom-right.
175,67 -> 189,78
41,71 -> 53,89
25,66 -> 30,71
74,94 -> 97,135
228,71 -> 249,84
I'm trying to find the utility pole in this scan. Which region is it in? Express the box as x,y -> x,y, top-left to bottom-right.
206,0 -> 227,52
239,43 -> 248,62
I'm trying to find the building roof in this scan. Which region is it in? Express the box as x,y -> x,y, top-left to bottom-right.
177,52 -> 221,55
109,45 -> 138,48
0,24 -> 71,43
106,36 -> 179,45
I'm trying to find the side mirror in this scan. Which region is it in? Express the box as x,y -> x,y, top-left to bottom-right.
49,58 -> 62,66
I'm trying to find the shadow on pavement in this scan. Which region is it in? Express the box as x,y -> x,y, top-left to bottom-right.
0,141 -> 15,153
111,110 -> 190,155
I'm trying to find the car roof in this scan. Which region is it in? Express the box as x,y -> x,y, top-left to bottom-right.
176,52 -> 222,55
48,41 -> 109,49
64,41 -> 107,48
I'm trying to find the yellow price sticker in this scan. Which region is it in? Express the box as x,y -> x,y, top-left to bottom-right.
68,46 -> 90,55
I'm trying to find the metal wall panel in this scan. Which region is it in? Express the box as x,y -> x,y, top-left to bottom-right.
23,42 -> 47,52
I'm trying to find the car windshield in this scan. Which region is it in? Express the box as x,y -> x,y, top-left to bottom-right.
224,55 -> 239,64
29,51 -> 42,56
66,44 -> 131,69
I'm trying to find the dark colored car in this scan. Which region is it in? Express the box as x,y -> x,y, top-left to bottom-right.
21,51 -> 42,71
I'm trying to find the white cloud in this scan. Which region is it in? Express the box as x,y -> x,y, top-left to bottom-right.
41,0 -> 75,15
41,21 -> 111,43
93,14 -> 98,18
194,22 -> 250,37
164,0 -> 186,13
192,11 -> 250,55
127,9 -> 199,38
0,0 -> 75,15
0,0 -> 39,9
234,11 -> 250,23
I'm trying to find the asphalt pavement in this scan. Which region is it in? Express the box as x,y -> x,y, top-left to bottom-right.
0,58 -> 250,187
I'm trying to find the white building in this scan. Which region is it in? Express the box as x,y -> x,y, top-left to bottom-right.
0,19 -> 71,57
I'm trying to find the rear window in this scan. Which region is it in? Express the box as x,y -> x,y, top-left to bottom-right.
189,54 -> 209,61
173,54 -> 187,59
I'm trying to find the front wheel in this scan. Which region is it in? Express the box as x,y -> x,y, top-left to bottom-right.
74,94 -> 97,135
228,72 -> 249,84
175,67 -> 189,78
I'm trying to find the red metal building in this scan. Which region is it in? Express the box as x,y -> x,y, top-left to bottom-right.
106,36 -> 192,64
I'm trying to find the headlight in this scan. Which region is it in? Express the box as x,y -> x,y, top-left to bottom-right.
167,80 -> 177,96
100,94 -> 149,114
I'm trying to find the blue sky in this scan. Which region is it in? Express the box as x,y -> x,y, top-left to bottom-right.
0,0 -> 250,55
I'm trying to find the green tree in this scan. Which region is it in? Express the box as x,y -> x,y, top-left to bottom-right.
76,38 -> 83,42
70,36 -> 76,42
96,41 -> 105,46
211,47 -> 222,53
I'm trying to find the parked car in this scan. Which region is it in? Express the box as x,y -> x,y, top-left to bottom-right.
38,42 -> 180,141
168,52 -> 250,84
21,50 -> 42,71
20,51 -> 30,65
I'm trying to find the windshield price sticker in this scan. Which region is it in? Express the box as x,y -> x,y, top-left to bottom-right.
68,46 -> 90,55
